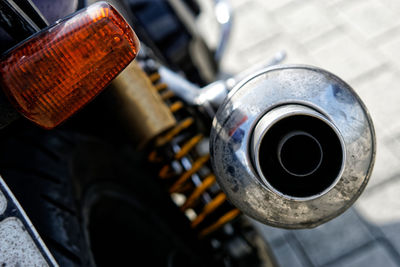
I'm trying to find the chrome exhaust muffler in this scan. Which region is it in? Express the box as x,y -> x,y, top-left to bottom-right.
210,65 -> 375,228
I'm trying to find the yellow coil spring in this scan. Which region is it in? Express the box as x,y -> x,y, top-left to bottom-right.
147,71 -> 240,238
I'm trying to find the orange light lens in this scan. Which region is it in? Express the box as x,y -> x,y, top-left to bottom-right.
0,1 -> 140,129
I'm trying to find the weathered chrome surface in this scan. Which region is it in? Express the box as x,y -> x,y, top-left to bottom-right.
159,52 -> 287,112
210,65 -> 376,228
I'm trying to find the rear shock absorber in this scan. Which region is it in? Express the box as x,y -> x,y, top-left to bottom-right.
146,70 -> 240,238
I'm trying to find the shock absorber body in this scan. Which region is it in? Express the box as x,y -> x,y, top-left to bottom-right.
146,67 -> 240,238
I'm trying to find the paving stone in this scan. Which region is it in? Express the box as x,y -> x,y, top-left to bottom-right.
379,37 -> 400,70
248,218 -> 310,266
308,33 -> 382,82
196,0 -> 219,48
381,224 -> 400,257
326,242 -> 399,267
274,3 -> 338,44
292,208 -> 373,266
356,177 -> 400,226
271,241 -> 308,267
318,0 -> 348,8
249,218 -> 291,245
336,0 -> 400,40
220,3 -> 282,73
230,0 -> 251,9
229,2 -> 281,49
386,130 -> 400,160
380,0 -> 400,13
255,0 -> 297,12
223,35 -> 317,74
362,136 -> 400,189
353,70 -> 400,135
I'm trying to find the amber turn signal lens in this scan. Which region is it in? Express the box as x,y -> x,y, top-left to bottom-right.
0,1 -> 139,129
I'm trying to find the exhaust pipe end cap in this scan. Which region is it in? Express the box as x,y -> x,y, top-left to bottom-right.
210,65 -> 376,228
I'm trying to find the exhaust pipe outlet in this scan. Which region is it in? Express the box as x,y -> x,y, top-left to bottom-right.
251,104 -> 345,200
210,65 -> 375,228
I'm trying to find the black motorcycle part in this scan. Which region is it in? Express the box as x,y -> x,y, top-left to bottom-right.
0,90 -> 20,129
0,122 -> 94,266
0,119 -> 222,266
0,0 -> 40,40
126,0 -> 217,85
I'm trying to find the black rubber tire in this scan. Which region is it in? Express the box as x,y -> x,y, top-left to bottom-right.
0,120 -> 219,266
0,121 -> 94,266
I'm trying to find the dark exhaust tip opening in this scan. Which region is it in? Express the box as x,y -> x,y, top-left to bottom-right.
257,115 -> 344,198
278,131 -> 323,177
